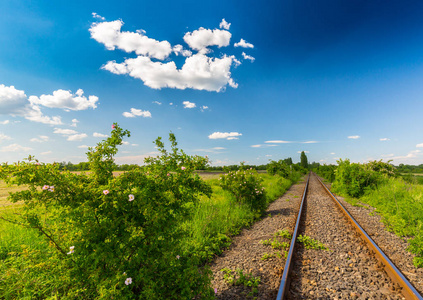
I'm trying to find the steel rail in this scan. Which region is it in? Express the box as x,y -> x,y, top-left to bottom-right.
314,173 -> 423,300
276,172 -> 310,300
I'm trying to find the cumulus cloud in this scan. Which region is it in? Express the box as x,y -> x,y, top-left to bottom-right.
200,105 -> 209,112
29,89 -> 98,111
416,143 -> 423,148
103,53 -> 237,92
1,143 -> 32,152
92,19 -> 244,92
54,128 -> 87,141
54,128 -> 78,135
380,138 -> 390,141
93,132 -> 108,138
0,84 -> 99,125
183,101 -> 196,108
30,135 -> 49,143
183,28 -> 231,51
71,118 -> 79,127
67,134 -> 88,141
122,108 -> 152,118
219,19 -> 231,30
0,133 -> 12,141
234,38 -> 254,48
90,20 -> 172,60
242,52 -> 255,62
172,44 -> 192,57
208,132 -> 242,140
348,135 -> 360,139
0,120 -> 10,125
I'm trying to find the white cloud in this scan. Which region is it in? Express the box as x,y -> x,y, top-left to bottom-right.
93,132 -> 108,138
264,140 -> 292,144
234,38 -> 254,48
242,52 -> 255,62
172,45 -> 192,57
54,128 -> 78,135
152,101 -> 162,105
208,132 -> 242,140
71,118 -> 79,127
93,19 -> 242,92
90,20 -> 172,60
92,12 -> 105,21
183,101 -> 196,108
297,151 -> 310,153
1,84 -> 97,125
390,149 -> 422,164
183,27 -> 231,51
0,133 -> 12,141
122,141 -> 130,145
0,85 -> 62,125
29,89 -> 98,111
1,143 -> 32,152
0,120 -> 10,125
30,135 -> 49,143
40,150 -> 52,155
78,145 -> 90,149
416,143 -> 423,148
67,134 -> 88,141
103,53 -> 237,92
200,105 -> 209,112
302,141 -> 318,144
213,147 -> 225,150
219,19 -> 231,30
381,153 -> 394,158
251,145 -> 262,148
380,138 -> 390,141
122,108 -> 152,118
348,135 -> 360,139
330,152 -> 336,155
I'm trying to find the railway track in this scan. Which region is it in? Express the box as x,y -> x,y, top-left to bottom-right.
277,173 -> 423,300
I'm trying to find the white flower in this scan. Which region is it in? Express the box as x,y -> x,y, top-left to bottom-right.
128,194 -> 135,201
125,277 -> 132,285
67,246 -> 75,255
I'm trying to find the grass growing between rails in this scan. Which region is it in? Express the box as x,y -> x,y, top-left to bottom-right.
179,174 -> 294,262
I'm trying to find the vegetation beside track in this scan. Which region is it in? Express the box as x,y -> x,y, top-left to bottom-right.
0,125 -> 302,299
315,160 -> 423,268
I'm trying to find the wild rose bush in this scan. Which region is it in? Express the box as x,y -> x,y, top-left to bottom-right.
0,124 -> 214,299
219,169 -> 266,213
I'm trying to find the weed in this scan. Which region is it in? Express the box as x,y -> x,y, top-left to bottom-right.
274,229 -> 292,239
297,234 -> 328,250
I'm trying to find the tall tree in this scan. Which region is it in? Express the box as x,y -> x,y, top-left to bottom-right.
300,151 -> 308,169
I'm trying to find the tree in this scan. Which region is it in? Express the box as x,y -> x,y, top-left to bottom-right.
300,151 -> 308,169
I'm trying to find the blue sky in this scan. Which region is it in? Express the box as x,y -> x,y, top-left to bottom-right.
1,0 -> 423,166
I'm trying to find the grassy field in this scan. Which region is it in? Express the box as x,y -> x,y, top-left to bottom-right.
0,172 -> 295,297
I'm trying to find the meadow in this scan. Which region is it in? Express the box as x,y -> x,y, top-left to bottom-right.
0,130 -> 300,300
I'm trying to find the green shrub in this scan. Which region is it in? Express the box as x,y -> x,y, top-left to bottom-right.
219,169 -> 266,213
332,159 -> 395,198
0,125 -> 213,299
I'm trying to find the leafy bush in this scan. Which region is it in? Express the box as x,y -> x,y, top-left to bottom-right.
219,169 -> 266,213
0,124 -> 214,299
332,159 -> 395,198
315,164 -> 337,182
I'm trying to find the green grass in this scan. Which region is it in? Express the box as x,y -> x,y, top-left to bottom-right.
341,177 -> 423,267
179,174 -> 294,262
